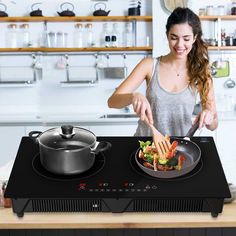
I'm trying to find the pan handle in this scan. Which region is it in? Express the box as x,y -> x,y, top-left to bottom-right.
185,120 -> 200,138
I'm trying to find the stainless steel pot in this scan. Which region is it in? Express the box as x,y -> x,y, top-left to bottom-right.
29,125 -> 111,175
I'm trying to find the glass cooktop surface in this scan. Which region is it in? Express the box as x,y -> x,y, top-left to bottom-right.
5,136 -> 230,199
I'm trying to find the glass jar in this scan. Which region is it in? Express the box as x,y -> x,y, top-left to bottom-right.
19,23 -> 30,47
206,5 -> 214,16
217,5 -> 225,16
123,22 -> 133,47
6,24 -> 18,48
199,8 -> 206,16
56,31 -> 68,47
74,23 -> 83,48
84,23 -> 94,47
47,32 -> 57,47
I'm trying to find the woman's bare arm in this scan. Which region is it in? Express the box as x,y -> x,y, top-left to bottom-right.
107,57 -> 153,109
199,80 -> 218,131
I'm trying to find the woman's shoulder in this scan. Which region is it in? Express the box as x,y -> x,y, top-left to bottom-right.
138,57 -> 158,68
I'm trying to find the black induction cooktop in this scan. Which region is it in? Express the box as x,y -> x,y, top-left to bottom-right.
5,136 -> 231,217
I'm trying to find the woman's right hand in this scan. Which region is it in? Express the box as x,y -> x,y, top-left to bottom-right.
132,92 -> 153,125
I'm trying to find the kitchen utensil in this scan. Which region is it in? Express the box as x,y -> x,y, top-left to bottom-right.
57,2 -> 75,16
224,78 -> 236,89
212,60 -> 230,78
144,117 -> 171,159
93,2 -> 110,16
30,2 -> 43,16
29,125 -> 111,175
135,121 -> 201,178
162,0 -> 188,13
98,54 -> 127,79
0,3 -> 8,17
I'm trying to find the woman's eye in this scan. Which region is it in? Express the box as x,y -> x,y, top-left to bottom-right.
184,39 -> 190,41
170,37 -> 177,40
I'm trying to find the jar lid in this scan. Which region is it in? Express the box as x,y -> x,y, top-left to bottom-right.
75,23 -> 83,28
20,24 -> 29,28
38,126 -> 96,150
8,24 -> 17,28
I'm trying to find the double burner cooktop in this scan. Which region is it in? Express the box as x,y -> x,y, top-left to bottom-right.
5,136 -> 231,217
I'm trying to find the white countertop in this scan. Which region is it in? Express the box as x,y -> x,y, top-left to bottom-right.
0,105 -> 139,124
0,105 -> 236,124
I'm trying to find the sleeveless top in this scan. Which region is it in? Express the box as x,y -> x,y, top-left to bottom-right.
134,57 -> 197,137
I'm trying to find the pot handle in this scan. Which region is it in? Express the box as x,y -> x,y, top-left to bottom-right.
29,131 -> 42,143
92,141 -> 112,155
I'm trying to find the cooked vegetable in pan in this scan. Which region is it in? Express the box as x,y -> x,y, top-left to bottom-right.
138,139 -> 185,171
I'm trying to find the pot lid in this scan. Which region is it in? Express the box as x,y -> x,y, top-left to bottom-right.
38,125 -> 96,150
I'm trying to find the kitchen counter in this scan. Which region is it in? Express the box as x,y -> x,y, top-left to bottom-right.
0,202 -> 236,229
0,105 -> 236,125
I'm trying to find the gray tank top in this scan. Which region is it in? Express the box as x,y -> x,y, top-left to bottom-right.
134,57 -> 197,136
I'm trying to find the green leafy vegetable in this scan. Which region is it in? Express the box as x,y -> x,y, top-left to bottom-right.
166,158 -> 178,167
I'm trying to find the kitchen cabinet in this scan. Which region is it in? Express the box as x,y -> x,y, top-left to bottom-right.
0,16 -> 152,52
199,15 -> 236,50
0,126 -> 25,167
216,120 -> 236,184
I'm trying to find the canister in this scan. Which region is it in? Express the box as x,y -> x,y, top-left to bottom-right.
206,5 -> 214,15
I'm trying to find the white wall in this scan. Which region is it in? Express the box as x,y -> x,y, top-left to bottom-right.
0,0 -> 152,115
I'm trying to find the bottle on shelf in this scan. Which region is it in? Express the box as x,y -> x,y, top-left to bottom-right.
74,23 -> 84,48
56,32 -> 68,48
123,22 -> 134,47
221,28 -> 226,46
84,23 -> 94,47
111,23 -> 120,47
102,23 -> 111,47
5,24 -> 18,48
19,24 -> 30,47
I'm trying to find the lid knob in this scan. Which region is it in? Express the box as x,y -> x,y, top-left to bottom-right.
61,125 -> 74,138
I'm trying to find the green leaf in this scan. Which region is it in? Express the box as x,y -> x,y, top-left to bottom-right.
166,158 -> 178,167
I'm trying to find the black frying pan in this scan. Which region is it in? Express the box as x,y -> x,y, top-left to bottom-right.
135,121 -> 201,178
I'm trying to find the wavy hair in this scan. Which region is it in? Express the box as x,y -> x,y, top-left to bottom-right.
166,7 -> 212,108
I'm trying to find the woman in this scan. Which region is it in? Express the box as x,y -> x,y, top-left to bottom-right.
107,7 -> 218,136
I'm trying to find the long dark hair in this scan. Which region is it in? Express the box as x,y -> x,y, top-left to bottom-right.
166,7 -> 212,108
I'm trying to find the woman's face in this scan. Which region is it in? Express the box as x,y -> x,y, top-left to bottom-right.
167,23 -> 196,59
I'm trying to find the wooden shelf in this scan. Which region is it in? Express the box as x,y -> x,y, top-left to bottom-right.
0,47 -> 153,52
0,16 -> 152,22
208,46 -> 236,50
199,15 -> 236,20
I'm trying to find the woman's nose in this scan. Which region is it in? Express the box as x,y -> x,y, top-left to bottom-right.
176,39 -> 184,47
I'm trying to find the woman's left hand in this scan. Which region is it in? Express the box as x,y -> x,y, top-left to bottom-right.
194,109 -> 214,129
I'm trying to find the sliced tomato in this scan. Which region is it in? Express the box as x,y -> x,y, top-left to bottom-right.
177,154 -> 186,170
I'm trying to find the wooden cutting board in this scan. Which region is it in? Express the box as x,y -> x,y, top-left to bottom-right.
163,0 -> 188,12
